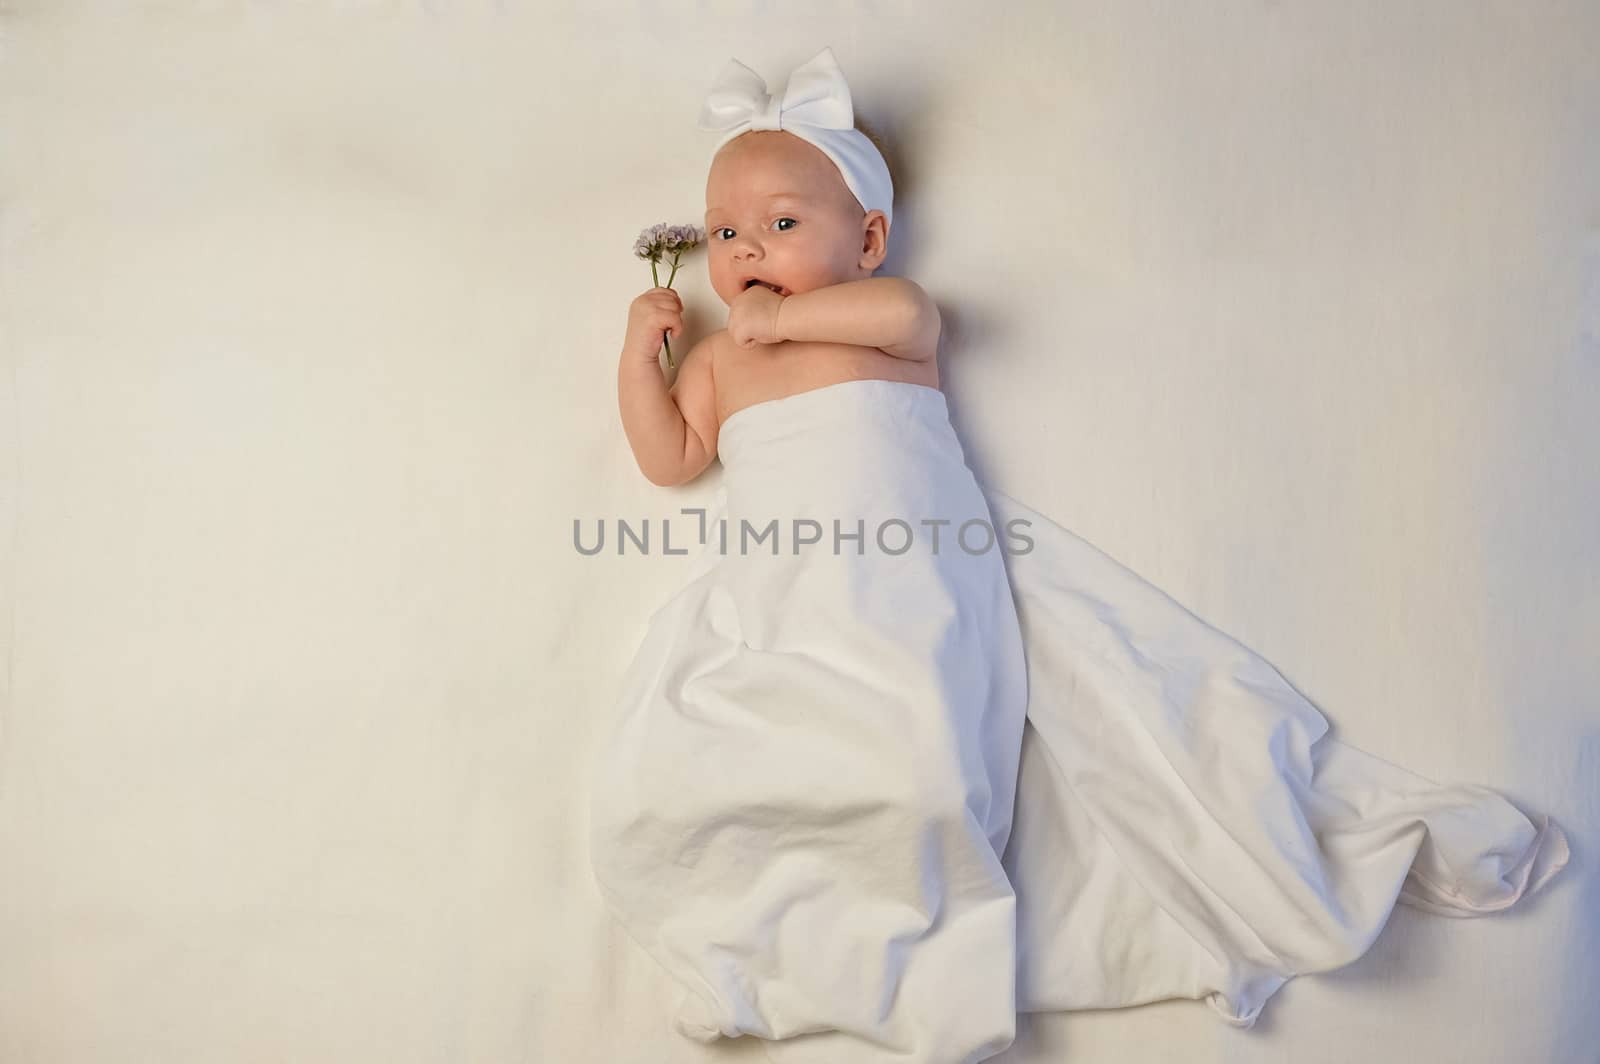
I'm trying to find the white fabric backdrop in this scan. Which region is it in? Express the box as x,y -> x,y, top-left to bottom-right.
0,3 -> 1594,1062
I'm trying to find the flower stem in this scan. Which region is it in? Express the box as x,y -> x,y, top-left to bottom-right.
649,259 -> 675,368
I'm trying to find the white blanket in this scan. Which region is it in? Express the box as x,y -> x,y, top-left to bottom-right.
588,378 -> 1569,1064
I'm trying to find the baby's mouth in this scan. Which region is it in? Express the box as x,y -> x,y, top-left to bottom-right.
743,279 -> 789,296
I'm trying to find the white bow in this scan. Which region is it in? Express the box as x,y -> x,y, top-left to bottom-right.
696,46 -> 856,138
695,47 -> 893,229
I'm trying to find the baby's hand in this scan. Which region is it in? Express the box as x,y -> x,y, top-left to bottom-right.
624,287 -> 685,364
728,284 -> 785,349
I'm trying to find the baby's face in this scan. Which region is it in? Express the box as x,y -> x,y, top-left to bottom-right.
704,131 -> 889,308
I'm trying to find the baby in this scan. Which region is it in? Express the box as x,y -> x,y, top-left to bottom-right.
617,54 -> 939,487
591,48 -> 1572,1064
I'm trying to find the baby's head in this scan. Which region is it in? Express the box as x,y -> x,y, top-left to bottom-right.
703,125 -> 893,308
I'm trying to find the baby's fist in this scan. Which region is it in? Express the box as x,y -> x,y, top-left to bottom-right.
728,285 -> 786,349
625,286 -> 685,364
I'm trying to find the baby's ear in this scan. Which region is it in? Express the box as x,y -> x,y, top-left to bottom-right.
861,212 -> 891,267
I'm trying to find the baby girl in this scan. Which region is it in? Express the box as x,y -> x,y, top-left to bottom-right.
590,44 -> 1569,1064
592,47 -> 1035,1064
616,48 -> 938,487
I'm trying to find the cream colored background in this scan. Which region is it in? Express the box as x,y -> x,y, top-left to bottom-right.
1,2 -> 1595,1062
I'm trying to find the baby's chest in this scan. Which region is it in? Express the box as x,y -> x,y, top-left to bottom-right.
714,338 -> 895,418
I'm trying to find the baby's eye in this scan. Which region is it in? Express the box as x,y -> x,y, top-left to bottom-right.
713,219 -> 796,241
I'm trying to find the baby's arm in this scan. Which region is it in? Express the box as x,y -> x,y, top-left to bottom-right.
618,331 -> 719,488
777,277 -> 940,363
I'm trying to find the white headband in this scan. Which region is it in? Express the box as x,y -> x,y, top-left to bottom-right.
697,46 -> 894,232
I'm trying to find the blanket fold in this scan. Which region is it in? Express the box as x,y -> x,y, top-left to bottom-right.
589,378 -> 1568,1064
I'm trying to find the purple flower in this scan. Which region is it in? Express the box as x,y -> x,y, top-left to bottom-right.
635,222 -> 705,262
633,222 -> 705,369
